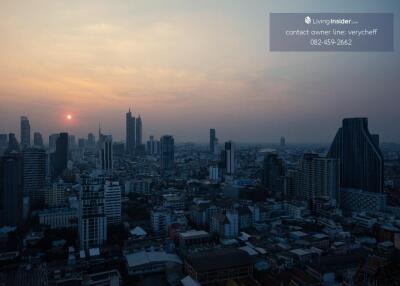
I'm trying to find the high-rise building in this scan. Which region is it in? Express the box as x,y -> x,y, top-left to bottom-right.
262,153 -> 285,194
299,153 -> 340,201
7,133 -> 20,153
136,115 -> 142,147
280,136 -> 286,148
22,147 -> 46,206
1,152 -> 23,226
112,142 -> 125,158
51,133 -> 68,178
104,181 -> 121,225
78,138 -> 85,149
209,164 -> 220,182
328,118 -> 384,193
68,135 -> 76,150
0,134 -> 7,148
87,133 -> 96,147
20,116 -> 31,149
160,135 -> 174,171
126,109 -> 136,155
209,129 -> 216,154
100,135 -> 113,172
33,132 -> 43,147
78,178 -> 107,249
48,133 -> 59,151
0,134 -> 8,155
224,141 -> 235,175
147,136 -> 160,155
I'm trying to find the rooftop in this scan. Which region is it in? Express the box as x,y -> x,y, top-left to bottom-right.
185,248 -> 252,272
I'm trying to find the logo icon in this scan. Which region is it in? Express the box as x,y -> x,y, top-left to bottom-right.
305,16 -> 311,25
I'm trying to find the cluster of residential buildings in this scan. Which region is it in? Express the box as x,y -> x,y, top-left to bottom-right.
0,115 -> 399,285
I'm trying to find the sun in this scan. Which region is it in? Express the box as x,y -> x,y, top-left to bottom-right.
67,114 -> 72,120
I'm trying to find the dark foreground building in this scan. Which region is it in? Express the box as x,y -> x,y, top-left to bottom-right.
328,118 -> 384,193
184,248 -> 253,285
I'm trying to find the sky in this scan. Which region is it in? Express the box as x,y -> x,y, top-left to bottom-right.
0,0 -> 399,143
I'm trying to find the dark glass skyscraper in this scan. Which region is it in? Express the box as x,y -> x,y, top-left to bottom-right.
51,132 -> 69,178
126,109 -> 136,155
7,133 -> 20,153
100,135 -> 113,172
160,135 -> 174,171
224,141 -> 235,175
262,153 -> 285,194
20,116 -> 30,149
22,147 -> 46,205
328,118 -> 383,193
1,152 -> 23,226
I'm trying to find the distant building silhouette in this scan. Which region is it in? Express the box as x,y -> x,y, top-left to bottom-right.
20,116 -> 30,149
100,135 -> 113,173
68,135 -> 76,150
51,133 -> 68,178
0,134 -> 8,154
136,115 -> 142,146
7,133 -> 20,153
210,129 -> 216,154
48,133 -> 59,151
1,152 -> 23,226
126,109 -> 136,155
22,147 -> 46,207
87,133 -> 96,147
224,141 -> 235,175
160,135 -> 174,171
262,153 -> 285,194
147,135 -> 160,155
280,136 -> 286,148
33,132 -> 43,147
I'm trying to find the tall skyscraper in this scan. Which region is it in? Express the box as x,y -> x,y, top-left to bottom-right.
126,109 -> 136,155
262,153 -> 285,194
33,132 -> 43,147
48,133 -> 59,151
51,133 -> 68,178
78,138 -> 85,149
87,133 -> 96,147
22,147 -> 46,206
78,178 -> 107,249
1,152 -> 23,226
7,133 -> 20,153
160,135 -> 174,171
328,118 -> 383,193
68,135 -> 76,150
104,181 -> 121,225
147,135 -> 160,155
0,134 -> 7,148
0,134 -> 8,155
210,128 -> 216,154
20,116 -> 31,149
100,135 -> 113,172
136,115 -> 142,147
224,141 -> 235,175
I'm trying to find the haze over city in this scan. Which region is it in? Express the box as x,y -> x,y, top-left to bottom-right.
0,0 -> 399,143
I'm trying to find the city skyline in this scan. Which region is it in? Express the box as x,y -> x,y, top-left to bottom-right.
1,0 -> 400,143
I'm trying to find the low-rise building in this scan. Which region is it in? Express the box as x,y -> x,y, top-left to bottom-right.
184,249 -> 253,285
